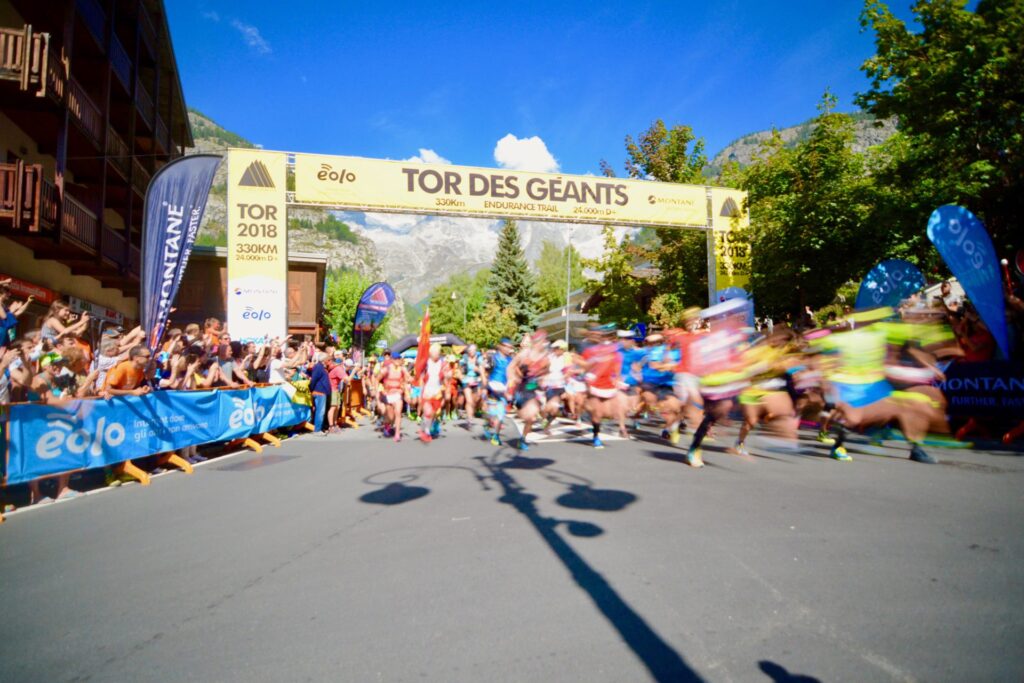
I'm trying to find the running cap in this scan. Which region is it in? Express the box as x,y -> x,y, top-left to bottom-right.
40,352 -> 64,368
498,337 -> 513,346
552,339 -> 568,349
616,329 -> 636,338
645,333 -> 664,343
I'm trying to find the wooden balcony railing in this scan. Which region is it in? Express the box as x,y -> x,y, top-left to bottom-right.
105,125 -> 129,178
138,3 -> 156,58
44,45 -> 65,104
0,162 -> 58,233
67,76 -> 102,147
61,192 -> 98,252
155,114 -> 169,151
131,158 -> 151,196
109,33 -> 131,89
0,25 -> 49,96
101,224 -> 126,268
76,0 -> 106,47
128,244 -> 141,279
135,75 -> 154,128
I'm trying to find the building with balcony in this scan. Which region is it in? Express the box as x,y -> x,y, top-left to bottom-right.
0,0 -> 192,328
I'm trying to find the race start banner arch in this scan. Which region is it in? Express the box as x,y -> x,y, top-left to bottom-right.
225,148 -> 750,335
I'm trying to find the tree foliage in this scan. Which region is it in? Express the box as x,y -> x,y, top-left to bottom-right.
488,220 -> 539,332
583,226 -> 648,324
857,0 -> 1024,252
323,270 -> 391,349
463,302 -> 519,349
741,93 -> 878,315
534,240 -> 585,313
427,269 -> 490,339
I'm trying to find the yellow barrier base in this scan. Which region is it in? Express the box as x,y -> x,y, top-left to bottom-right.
262,432 -> 281,448
243,438 -> 263,454
116,460 -> 150,486
302,422 -> 315,431
158,452 -> 194,474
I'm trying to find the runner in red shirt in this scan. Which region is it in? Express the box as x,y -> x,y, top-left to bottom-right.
582,325 -> 623,449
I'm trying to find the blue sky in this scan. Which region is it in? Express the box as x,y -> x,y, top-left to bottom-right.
166,1 -> 918,175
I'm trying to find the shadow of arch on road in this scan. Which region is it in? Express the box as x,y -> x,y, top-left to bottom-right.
555,484 -> 637,512
758,660 -> 822,682
499,455 -> 556,470
360,483 -> 430,506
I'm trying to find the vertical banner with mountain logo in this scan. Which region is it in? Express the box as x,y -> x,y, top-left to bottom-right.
226,149 -> 288,343
710,188 -> 751,298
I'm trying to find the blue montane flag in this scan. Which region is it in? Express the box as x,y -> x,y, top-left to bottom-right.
854,259 -> 926,311
927,205 -> 1010,358
141,154 -> 222,350
352,282 -> 396,348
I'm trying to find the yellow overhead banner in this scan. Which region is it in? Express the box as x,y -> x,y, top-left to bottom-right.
710,188 -> 751,292
226,149 -> 288,343
293,152 -> 713,228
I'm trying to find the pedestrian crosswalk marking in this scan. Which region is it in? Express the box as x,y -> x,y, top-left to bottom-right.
510,417 -> 628,443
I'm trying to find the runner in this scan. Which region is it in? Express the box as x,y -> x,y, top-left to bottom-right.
726,331 -> 800,457
817,309 -> 953,464
510,331 -> 549,451
459,344 -> 485,430
443,353 -> 461,422
379,351 -> 410,442
685,299 -> 753,468
639,332 -> 684,444
540,339 -> 570,432
417,344 -> 449,442
582,325 -> 623,449
484,337 -> 515,446
616,330 -> 645,437
563,347 -> 587,424
669,309 -> 706,433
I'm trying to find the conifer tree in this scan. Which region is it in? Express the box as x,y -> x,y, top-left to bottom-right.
488,219 -> 539,333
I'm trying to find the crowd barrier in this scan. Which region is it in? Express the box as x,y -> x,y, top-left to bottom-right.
1,385 -> 310,488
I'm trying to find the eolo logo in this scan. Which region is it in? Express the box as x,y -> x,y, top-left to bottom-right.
317,164 -> 357,184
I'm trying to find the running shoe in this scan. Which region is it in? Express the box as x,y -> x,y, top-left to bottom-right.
685,448 -> 704,468
830,446 -> 852,462
668,426 -> 681,446
393,432 -> 402,443
519,440 -> 530,452
430,421 -> 441,438
490,434 -> 502,447
726,444 -> 749,457
909,445 -> 937,464
817,431 -> 836,446
418,430 -> 432,443
661,428 -> 669,440
593,437 -> 604,449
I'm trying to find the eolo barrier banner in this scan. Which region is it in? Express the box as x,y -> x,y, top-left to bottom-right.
2,386 -> 308,485
227,150 -> 288,343
710,188 -> 751,293
292,151 -> 714,228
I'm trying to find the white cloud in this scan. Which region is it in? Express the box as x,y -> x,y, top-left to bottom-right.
403,148 -> 450,165
231,19 -> 271,54
493,134 -> 559,173
201,10 -> 219,22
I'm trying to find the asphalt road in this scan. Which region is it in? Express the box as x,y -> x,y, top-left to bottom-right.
1,418 -> 1022,682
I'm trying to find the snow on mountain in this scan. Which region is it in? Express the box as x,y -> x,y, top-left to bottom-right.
344,212 -> 616,304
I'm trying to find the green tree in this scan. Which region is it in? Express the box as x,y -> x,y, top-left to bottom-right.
582,225 -> 649,324
857,0 -> 1024,252
534,240 -> 584,313
462,302 -> 519,348
741,93 -> 878,315
608,119 -> 711,309
427,269 -> 490,338
488,220 -> 539,332
323,270 -> 391,349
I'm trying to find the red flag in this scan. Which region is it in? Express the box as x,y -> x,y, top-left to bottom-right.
413,306 -> 431,381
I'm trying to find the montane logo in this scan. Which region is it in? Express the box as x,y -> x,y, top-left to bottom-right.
720,196 -> 741,217
239,160 -> 275,188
